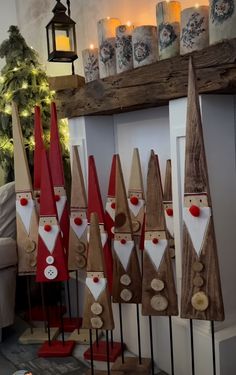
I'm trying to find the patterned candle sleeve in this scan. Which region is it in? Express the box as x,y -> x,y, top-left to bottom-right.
180,6 -> 209,55
132,26 -> 158,68
156,1 -> 181,60
97,18 -> 121,78
209,0 -> 236,44
115,24 -> 134,74
82,48 -> 99,83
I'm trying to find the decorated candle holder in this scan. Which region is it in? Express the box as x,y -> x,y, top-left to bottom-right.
180,6 -> 209,54
209,0 -> 236,44
97,17 -> 121,78
82,47 -> 99,83
132,25 -> 158,68
156,1 -> 181,60
115,24 -> 134,74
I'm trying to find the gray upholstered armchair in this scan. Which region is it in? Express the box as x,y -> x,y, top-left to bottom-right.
0,181 -> 17,332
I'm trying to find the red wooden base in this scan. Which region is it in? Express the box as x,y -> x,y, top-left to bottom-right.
25,305 -> 66,321
84,341 -> 123,362
62,317 -> 82,332
38,340 -> 75,357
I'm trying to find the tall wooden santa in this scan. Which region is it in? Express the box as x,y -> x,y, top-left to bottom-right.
68,146 -> 88,271
142,151 -> 178,316
12,102 -> 38,274
181,58 -> 224,321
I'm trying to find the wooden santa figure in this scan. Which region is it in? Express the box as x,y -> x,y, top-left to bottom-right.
112,155 -> 142,303
82,212 -> 114,331
142,151 -> 178,316
181,58 -> 224,321
163,159 -> 175,259
68,146 -> 88,271
12,102 -> 38,274
49,102 -> 70,255
36,148 -> 68,283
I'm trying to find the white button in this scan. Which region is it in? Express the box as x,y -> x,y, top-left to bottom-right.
44,265 -> 58,280
46,256 -> 54,265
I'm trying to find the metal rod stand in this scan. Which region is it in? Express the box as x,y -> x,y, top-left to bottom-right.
66,279 -> 72,319
40,282 -> 47,333
106,330 -> 111,375
136,304 -> 142,365
75,270 -> 80,334
149,316 -> 155,375
119,303 -> 125,363
190,319 -> 195,375
59,282 -> 65,345
211,321 -> 216,375
89,329 -> 94,375
169,316 -> 175,375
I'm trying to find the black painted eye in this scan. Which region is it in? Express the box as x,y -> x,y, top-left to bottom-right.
200,199 -> 202,203
189,199 -> 192,202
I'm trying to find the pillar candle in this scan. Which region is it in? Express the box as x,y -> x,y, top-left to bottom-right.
115,24 -> 134,74
97,17 -> 121,78
180,6 -> 209,55
132,26 -> 158,68
209,0 -> 236,44
156,1 -> 181,60
82,47 -> 99,83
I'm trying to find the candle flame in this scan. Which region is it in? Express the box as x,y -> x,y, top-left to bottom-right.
195,3 -> 199,8
90,44 -> 94,50
126,21 -> 132,27
107,16 -> 110,20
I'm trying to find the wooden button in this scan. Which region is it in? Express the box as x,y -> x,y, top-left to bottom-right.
169,247 -> 175,259
115,213 -> 126,228
132,220 -> 141,233
193,275 -> 204,287
120,289 -> 132,302
191,291 -> 209,311
30,257 -> 37,267
26,240 -> 36,253
76,255 -> 87,269
77,242 -> 86,254
91,302 -> 103,315
193,261 -> 204,272
150,295 -> 168,311
120,274 -> 131,286
151,279 -> 164,292
91,317 -> 103,329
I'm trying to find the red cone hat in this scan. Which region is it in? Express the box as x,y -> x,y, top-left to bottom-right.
33,106 -> 44,192
87,155 -> 106,224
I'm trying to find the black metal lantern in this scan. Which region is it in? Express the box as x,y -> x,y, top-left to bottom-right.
46,0 -> 78,64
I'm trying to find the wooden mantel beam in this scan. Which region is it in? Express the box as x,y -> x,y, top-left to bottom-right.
56,38 -> 236,119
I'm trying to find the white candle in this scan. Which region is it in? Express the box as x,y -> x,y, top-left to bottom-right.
132,26 -> 158,68
97,17 -> 121,78
82,46 -> 99,83
180,6 -> 209,55
55,35 -> 71,51
115,23 -> 134,74
209,0 -> 236,44
156,1 -> 181,60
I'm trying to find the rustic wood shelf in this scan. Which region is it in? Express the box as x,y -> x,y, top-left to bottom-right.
56,38 -> 236,119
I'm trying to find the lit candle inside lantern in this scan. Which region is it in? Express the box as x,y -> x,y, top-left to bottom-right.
55,35 -> 71,51
97,17 -> 121,78
180,5 -> 209,55
156,1 -> 181,60
90,44 -> 95,50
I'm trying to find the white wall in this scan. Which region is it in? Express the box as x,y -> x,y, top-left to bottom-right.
0,0 -> 18,70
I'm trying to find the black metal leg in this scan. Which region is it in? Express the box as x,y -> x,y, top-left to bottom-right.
106,330 -> 111,375
169,316 -> 175,375
66,279 -> 72,320
40,283 -> 47,333
59,282 -> 65,345
26,276 -> 33,334
136,304 -> 142,365
44,284 -> 51,345
89,329 -> 94,375
119,303 -> 125,364
190,319 -> 195,375
75,270 -> 80,334
149,316 -> 155,375
211,321 -> 216,375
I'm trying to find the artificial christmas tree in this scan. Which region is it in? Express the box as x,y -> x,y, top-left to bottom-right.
0,25 -> 70,183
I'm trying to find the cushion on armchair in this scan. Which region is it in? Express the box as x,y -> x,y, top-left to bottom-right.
0,181 -> 16,240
